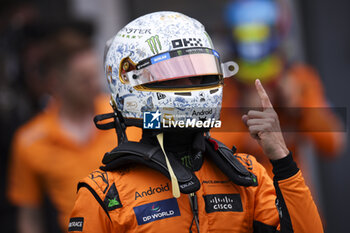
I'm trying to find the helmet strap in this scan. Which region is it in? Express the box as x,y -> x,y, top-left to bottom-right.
93,109 -> 128,145
114,109 -> 128,145
157,133 -> 181,198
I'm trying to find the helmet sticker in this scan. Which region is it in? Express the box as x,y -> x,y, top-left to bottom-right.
146,35 -> 162,54
171,38 -> 203,49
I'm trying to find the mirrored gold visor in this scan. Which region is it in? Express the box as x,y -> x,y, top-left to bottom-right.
119,48 -> 223,87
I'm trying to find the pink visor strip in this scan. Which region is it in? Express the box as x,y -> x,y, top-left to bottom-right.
126,53 -> 222,87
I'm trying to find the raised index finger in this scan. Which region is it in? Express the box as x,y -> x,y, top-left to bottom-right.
255,79 -> 273,109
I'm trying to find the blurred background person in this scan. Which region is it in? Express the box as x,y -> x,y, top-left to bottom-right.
212,0 -> 345,180
6,28 -> 139,233
0,2 -> 51,232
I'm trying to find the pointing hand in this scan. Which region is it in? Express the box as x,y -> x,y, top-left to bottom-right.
242,79 -> 289,160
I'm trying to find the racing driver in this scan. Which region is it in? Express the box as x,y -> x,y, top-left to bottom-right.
68,11 -> 323,233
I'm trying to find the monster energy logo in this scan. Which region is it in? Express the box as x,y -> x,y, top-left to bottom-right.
146,35 -> 162,54
181,155 -> 192,169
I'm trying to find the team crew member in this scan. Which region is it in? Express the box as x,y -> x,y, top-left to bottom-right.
69,12 -> 323,232
7,32 -> 140,232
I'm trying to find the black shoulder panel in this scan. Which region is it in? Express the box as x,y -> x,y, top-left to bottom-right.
206,138 -> 258,187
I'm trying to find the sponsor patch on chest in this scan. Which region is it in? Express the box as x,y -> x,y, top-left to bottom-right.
135,183 -> 170,200
133,198 -> 180,225
203,194 -> 243,213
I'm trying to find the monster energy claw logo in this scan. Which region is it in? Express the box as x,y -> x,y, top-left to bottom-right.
146,35 -> 162,54
181,155 -> 192,169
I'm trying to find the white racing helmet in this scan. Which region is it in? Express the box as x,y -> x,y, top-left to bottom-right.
104,11 -> 238,129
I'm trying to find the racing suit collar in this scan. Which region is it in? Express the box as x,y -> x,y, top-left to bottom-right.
140,130 -> 206,171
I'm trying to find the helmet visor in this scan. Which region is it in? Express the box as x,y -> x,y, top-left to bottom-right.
121,48 -> 223,87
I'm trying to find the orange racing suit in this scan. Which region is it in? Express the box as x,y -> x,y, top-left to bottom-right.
69,148 -> 323,232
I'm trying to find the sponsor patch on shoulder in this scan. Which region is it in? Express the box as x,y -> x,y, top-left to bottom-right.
203,194 -> 243,213
104,183 -> 122,211
68,217 -> 84,232
133,198 -> 180,225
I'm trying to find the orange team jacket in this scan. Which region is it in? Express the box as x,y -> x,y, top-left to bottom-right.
212,64 -> 345,178
69,151 -> 323,232
7,94 -> 142,231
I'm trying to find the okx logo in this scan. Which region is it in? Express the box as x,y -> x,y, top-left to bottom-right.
133,198 -> 180,225
172,38 -> 203,48
146,35 -> 162,54
143,110 -> 161,129
203,194 -> 243,213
